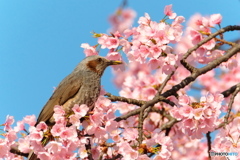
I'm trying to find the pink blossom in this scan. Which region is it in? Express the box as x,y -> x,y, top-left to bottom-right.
106,52 -> 121,61
193,108 -> 203,120
68,114 -> 81,127
105,120 -> 120,141
64,140 -> 78,152
117,141 -> 138,159
138,13 -> 151,25
105,120 -> 119,133
174,16 -> 185,24
210,14 -> 222,25
29,130 -> 43,142
81,43 -> 98,56
78,145 -> 88,159
72,104 -> 89,118
180,106 -> 194,118
5,129 -> 17,143
18,138 -> 31,153
169,106 -> 183,120
94,126 -> 108,140
60,127 -> 77,140
53,105 -> 66,124
138,154 -> 151,160
178,95 -> 190,106
90,112 -> 104,126
53,105 -> 65,115
82,119 -> 97,135
51,123 -> 65,137
36,121 -> 48,132
109,8 -> 136,33
164,4 -> 177,19
37,152 -> 52,160
23,115 -> 36,126
0,139 -> 9,158
202,38 -> 215,50
4,115 -> 14,131
45,141 -> 62,155
162,63 -> 175,75
91,146 -> 100,160
119,38 -> 131,52
149,45 -> 162,58
142,87 -> 157,100
188,28 -> 203,45
122,127 -> 138,141
98,35 -> 119,49
95,96 -> 112,112
148,58 -> 162,70
13,120 -> 25,132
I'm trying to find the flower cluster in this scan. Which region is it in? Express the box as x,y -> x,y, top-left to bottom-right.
170,93 -> 224,139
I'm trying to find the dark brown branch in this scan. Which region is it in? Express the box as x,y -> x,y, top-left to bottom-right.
104,154 -> 123,160
143,71 -> 175,120
180,60 -> 197,73
162,44 -> 240,98
137,71 -> 176,144
105,92 -> 145,106
10,145 -> 28,157
86,138 -> 93,160
199,44 -> 240,74
157,70 -> 175,95
224,84 -> 240,124
183,25 -> 240,60
217,83 -> 240,129
138,107 -> 144,144
114,96 -> 175,122
221,83 -> 240,97
206,132 -> 212,160
181,25 -> 240,73
160,116 -> 178,131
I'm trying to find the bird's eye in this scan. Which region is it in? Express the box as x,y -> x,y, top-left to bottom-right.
97,58 -> 102,62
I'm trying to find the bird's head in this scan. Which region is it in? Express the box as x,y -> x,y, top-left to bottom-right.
75,55 -> 122,76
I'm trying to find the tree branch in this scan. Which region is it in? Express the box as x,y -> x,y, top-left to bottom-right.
105,92 -> 145,106
221,83 -> 240,98
206,132 -> 212,160
183,25 -> 240,60
217,83 -> 240,129
10,145 -> 28,158
162,43 -> 240,98
114,96 -> 175,122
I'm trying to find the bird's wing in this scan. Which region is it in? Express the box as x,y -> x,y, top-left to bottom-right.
36,72 -> 82,124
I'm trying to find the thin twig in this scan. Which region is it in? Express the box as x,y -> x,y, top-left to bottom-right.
224,85 -> 240,124
221,83 -> 240,98
217,83 -> 240,129
157,70 -> 175,95
105,92 -> 145,106
114,96 -> 175,122
183,25 -> 240,59
162,44 -> 240,98
206,132 -> 212,160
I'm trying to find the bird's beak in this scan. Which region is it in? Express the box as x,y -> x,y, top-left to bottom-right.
108,60 -> 122,65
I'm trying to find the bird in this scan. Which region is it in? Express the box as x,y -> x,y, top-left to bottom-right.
28,55 -> 122,160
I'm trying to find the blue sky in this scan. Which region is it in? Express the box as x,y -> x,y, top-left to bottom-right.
1,0 -> 240,124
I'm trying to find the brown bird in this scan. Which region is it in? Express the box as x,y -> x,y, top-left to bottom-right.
28,55 -> 122,160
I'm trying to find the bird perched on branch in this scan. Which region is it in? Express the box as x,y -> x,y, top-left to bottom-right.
28,55 -> 122,160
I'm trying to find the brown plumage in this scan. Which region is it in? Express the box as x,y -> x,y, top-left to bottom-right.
28,55 -> 122,160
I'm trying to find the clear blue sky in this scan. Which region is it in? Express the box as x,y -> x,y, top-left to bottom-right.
1,0 -> 240,124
